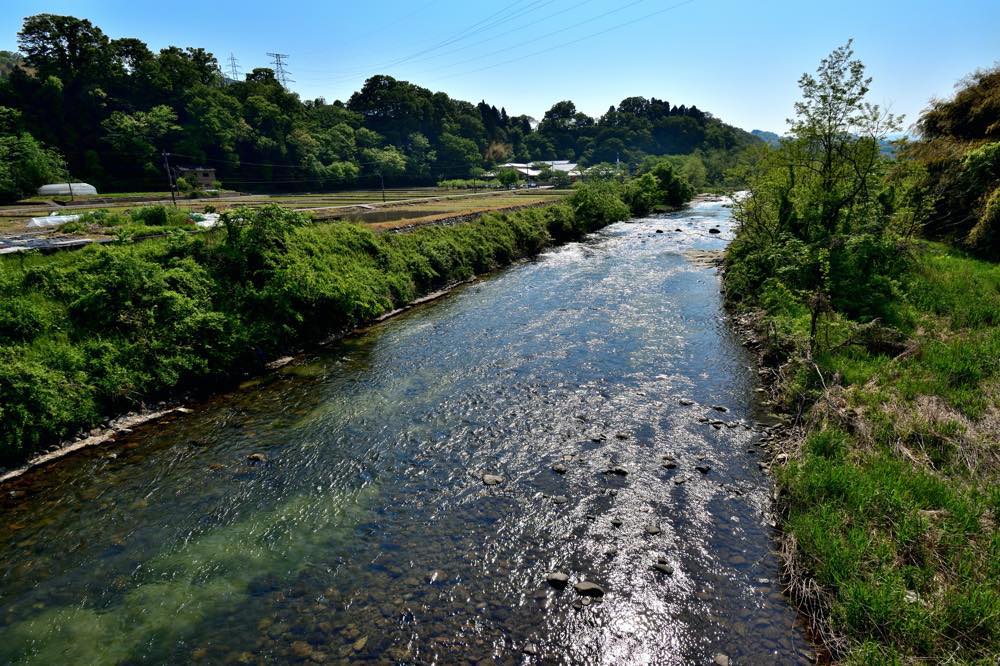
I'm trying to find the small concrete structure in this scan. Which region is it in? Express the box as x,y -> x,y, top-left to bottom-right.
37,182 -> 98,196
177,167 -> 216,189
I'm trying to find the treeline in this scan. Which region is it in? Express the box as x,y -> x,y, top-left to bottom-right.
724,43 -> 1000,662
0,14 -> 756,201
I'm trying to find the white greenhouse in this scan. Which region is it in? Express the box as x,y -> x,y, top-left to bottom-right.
36,182 -> 98,196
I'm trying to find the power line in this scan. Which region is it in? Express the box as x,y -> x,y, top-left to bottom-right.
227,53 -> 242,81
439,0 -> 698,81
298,0 -> 546,82
267,52 -> 294,88
294,0 -> 644,86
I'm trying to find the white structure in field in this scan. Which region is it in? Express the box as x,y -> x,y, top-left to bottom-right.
496,160 -> 582,178
37,182 -> 98,196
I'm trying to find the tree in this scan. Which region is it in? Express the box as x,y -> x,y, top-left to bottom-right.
0,113 -> 66,202
496,168 -> 521,187
101,105 -> 179,176
729,41 -> 904,348
361,145 -> 406,183
17,14 -> 109,81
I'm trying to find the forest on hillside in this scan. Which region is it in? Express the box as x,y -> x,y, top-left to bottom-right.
0,14 -> 757,200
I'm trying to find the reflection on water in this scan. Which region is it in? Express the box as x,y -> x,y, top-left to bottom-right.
0,198 -> 812,663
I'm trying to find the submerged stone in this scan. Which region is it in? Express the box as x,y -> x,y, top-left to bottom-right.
482,474 -> 504,486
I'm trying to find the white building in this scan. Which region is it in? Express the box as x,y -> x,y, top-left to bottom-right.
495,160 -> 582,179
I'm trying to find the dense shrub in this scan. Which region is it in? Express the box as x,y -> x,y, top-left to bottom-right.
0,198 -> 626,464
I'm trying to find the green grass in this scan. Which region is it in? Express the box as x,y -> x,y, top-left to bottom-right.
737,242 -> 1000,662
0,185 -> 627,466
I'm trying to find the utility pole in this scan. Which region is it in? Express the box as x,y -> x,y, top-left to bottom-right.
266,52 -> 293,88
162,151 -> 177,207
227,53 -> 242,81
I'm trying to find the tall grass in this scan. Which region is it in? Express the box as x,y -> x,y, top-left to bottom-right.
731,241 -> 1000,662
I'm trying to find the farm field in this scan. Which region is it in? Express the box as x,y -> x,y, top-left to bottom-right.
0,188 -> 569,252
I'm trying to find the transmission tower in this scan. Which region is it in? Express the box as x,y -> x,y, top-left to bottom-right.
266,52 -> 293,88
227,53 -> 242,81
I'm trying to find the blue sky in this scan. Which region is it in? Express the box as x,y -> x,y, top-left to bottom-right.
3,0 -> 998,132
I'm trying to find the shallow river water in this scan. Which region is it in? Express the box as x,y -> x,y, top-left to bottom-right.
0,199 -> 812,664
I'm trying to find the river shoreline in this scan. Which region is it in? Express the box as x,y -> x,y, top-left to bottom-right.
1,195 -> 720,483
1,194 -> 817,664
0,275 -> 484,486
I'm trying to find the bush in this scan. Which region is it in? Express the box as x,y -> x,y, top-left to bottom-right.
568,180 -> 630,229
0,197 -> 622,463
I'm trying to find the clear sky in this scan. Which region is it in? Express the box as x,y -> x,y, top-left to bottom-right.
3,0 -> 998,133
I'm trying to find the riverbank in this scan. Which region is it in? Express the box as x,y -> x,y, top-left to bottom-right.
724,241 -> 1000,662
0,194 -> 814,665
0,180 -> 665,468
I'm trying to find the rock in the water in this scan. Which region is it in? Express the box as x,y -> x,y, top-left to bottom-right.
522,643 -> 539,656
545,572 -> 569,589
708,228 -> 721,234
482,474 -> 504,486
713,654 -> 730,666
645,523 -> 661,535
574,581 -> 605,597
711,404 -> 729,412
655,229 -> 664,234
604,466 -> 629,476
247,452 -> 267,464
352,636 -> 368,652
551,495 -> 569,504
427,569 -> 448,584
662,462 -> 677,470
653,562 -> 674,575
679,398 -> 695,406
291,641 -> 313,659
551,463 -> 568,474
696,464 -> 711,474
610,518 -> 623,527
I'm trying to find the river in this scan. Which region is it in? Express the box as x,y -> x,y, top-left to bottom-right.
0,198 -> 812,664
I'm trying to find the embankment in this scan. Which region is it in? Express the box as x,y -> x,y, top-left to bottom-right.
724,241 -> 1000,662
0,190 -> 630,468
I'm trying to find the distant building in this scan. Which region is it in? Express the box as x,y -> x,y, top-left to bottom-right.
493,160 -> 582,179
176,167 -> 217,189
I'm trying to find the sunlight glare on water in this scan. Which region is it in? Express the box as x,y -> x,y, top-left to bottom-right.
0,196 -> 812,664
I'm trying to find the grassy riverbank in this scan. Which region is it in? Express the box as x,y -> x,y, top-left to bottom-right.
722,44 -> 1000,662
0,174 -> 688,466
727,241 -> 999,662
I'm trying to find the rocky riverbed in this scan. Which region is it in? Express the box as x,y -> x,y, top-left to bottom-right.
0,197 -> 813,664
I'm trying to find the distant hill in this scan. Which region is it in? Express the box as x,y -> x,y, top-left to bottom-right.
751,129 -> 782,146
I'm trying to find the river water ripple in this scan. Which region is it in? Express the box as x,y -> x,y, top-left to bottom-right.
0,199 -> 812,664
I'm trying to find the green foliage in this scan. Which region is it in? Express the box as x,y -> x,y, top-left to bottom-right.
496,168 -> 521,187
0,199 -> 615,464
1,14 -> 752,193
909,66 -> 1000,257
0,124 -> 66,202
568,180 -> 630,228
724,45 -> 1000,662
437,178 -> 494,189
